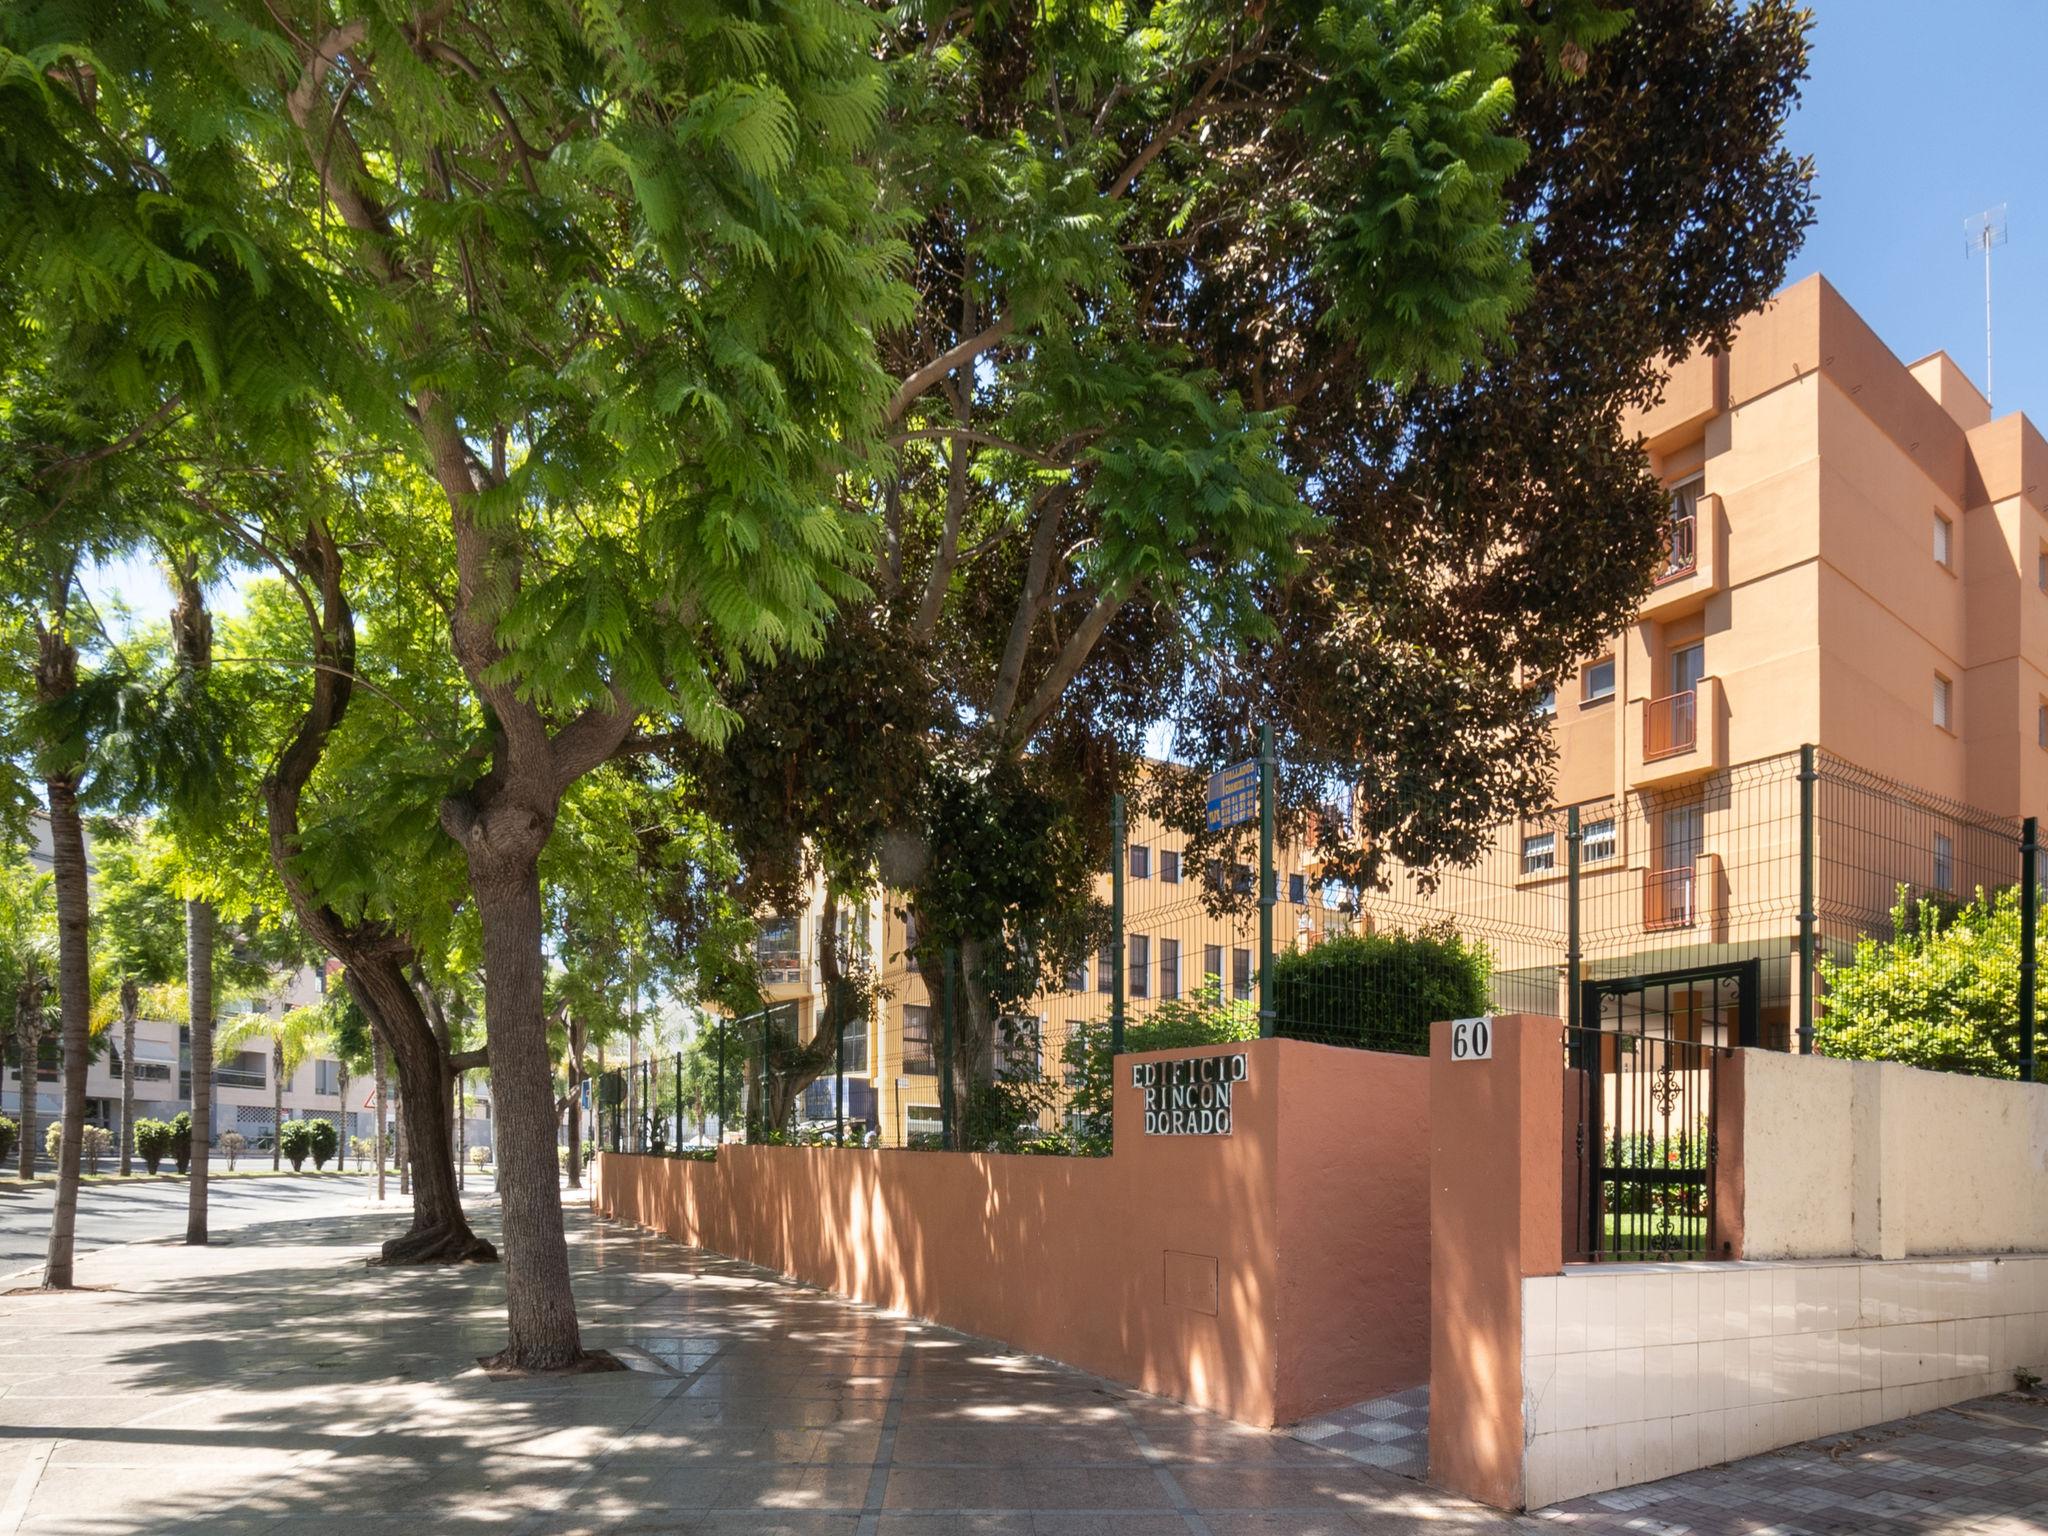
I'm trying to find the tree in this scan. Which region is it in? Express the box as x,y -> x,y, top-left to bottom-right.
1816,886 -> 2035,1079
89,822 -> 184,1177
216,999 -> 333,1171
0,857 -> 57,1180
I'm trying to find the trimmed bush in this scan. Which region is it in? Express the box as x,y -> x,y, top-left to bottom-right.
134,1118 -> 171,1174
0,1114 -> 15,1169
81,1124 -> 111,1173
169,1111 -> 192,1174
44,1122 -> 61,1163
308,1118 -> 338,1170
467,1144 -> 490,1169
279,1120 -> 315,1172
219,1130 -> 248,1171
1266,925 -> 1490,1056
349,1135 -> 374,1169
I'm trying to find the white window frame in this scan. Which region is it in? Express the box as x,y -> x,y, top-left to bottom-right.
1933,832 -> 1956,894
1522,831 -> 1558,875
1934,673 -> 1954,732
1934,510 -> 1954,569
1581,818 -> 1617,863
1582,658 -> 1617,704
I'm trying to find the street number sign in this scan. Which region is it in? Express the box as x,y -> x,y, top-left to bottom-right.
1450,1017 -> 1494,1061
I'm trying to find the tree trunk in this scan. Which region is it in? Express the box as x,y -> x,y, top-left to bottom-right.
15,1012 -> 39,1182
564,1015 -> 584,1190
186,899 -> 214,1240
272,1038 -> 283,1170
470,848 -> 585,1371
118,979 -> 137,1176
344,959 -> 492,1261
373,1036 -> 387,1200
42,772 -> 92,1288
456,1068 -> 466,1192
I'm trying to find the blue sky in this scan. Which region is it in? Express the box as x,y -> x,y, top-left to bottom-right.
1783,1 -> 2048,414
87,2 -> 2048,628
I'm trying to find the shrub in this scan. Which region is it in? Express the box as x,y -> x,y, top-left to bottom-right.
279,1120 -> 315,1172
467,1145 -> 490,1169
134,1118 -> 170,1174
219,1131 -> 248,1171
308,1118 -> 338,1170
0,1114 -> 16,1168
169,1111 -> 192,1173
1266,923 -> 1490,1056
1059,994 -> 1259,1147
676,1147 -> 718,1162
81,1124 -> 111,1174
349,1135 -> 374,1168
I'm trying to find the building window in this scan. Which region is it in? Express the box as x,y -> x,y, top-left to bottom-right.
1934,511 -> 1954,568
901,1005 -> 935,1075
2038,701 -> 2048,751
1204,943 -> 1224,1002
1534,687 -> 1557,719
1231,947 -> 1253,1001
1160,849 -> 1181,883
755,917 -> 802,985
1097,944 -> 1115,994
1934,673 -> 1954,732
1067,955 -> 1090,992
1129,934 -> 1150,999
1582,658 -> 1616,704
314,1059 -> 343,1095
1288,872 -> 1306,904
1522,832 -> 1557,875
1581,818 -> 1617,863
1159,938 -> 1180,1000
1933,832 -> 1956,893
906,1105 -> 943,1144
901,908 -> 922,973
994,1015 -> 1042,1080
839,1009 -> 869,1074
1129,844 -> 1151,879
2038,542 -> 2046,591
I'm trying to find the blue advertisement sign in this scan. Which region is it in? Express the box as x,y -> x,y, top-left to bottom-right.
1205,759 -> 1258,831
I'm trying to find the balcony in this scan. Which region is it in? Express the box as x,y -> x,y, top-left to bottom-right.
1642,854 -> 1730,942
1639,492 -> 1724,620
1629,675 -> 1723,787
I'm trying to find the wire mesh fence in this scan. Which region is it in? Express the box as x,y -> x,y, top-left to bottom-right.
586,744 -> 2044,1167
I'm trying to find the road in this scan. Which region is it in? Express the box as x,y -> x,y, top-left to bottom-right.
0,1175 -> 442,1275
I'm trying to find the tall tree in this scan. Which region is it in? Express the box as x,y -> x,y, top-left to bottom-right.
88,820 -> 185,1176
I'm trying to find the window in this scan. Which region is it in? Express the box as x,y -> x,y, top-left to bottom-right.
1160,849 -> 1181,884
1159,938 -> 1180,999
1581,818 -> 1617,863
1534,688 -> 1557,719
1129,844 -> 1151,879
1522,832 -> 1557,875
1934,673 -> 1954,732
901,908 -> 922,973
2039,701 -> 2048,752
1582,658 -> 1616,703
839,1010 -> 869,1075
2039,542 -> 2047,592
1933,832 -> 1956,893
1288,872 -> 1306,904
1129,934 -> 1150,999
906,1105 -> 944,1144
1231,948 -> 1253,1001
1067,954 -> 1090,992
1204,943 -> 1224,1002
901,1005 -> 935,1075
1934,511 -> 1954,568
314,1059 -> 343,1095
994,1015 -> 1043,1080
1097,943 -> 1116,994
755,917 -> 802,985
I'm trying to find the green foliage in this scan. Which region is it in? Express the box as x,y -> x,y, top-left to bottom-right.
1816,885 -> 2035,1079
1267,926 -> 1491,1055
278,1119 -> 314,1172
133,1117 -> 170,1174
0,1113 -> 14,1167
168,1110 -> 191,1173
307,1118 -> 338,1170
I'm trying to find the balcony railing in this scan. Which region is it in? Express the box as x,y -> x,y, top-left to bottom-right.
1645,863 -> 1698,931
1643,688 -> 1698,761
111,1060 -> 172,1082
1657,510 -> 1698,585
214,1066 -> 267,1090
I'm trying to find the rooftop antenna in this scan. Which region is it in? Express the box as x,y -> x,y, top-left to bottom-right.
1964,204 -> 2008,409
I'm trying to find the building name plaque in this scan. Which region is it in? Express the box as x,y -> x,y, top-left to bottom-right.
1131,1052 -> 1248,1136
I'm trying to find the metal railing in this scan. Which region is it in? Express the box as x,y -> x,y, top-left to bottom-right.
1643,863 -> 1698,931
1658,510 -> 1698,584
1643,688 -> 1698,760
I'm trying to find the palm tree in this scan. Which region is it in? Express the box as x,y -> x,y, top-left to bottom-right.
214,1001 -> 330,1172
0,864 -> 59,1180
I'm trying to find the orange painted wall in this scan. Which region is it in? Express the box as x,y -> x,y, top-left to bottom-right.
592,1036 -> 1429,1427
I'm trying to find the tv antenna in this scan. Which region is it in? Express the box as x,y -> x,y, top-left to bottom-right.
1964,205 -> 2008,409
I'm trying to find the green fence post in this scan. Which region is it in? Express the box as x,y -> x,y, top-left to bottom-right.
1566,805 -> 1582,1031
1798,743 -> 1817,1054
1258,723 -> 1276,1039
1111,793 -> 1127,1058
673,1051 -> 681,1154
940,945 -> 958,1150
2023,816 -> 2039,1084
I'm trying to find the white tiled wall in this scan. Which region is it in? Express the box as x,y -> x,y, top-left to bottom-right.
1520,1257 -> 2048,1510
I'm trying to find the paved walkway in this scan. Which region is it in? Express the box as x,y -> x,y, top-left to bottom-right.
0,1202 -> 2044,1534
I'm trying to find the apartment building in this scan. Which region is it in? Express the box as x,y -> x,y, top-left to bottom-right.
1453,273 -> 2048,1048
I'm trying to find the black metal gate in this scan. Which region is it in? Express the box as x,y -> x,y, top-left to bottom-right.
1566,959 -> 1753,1262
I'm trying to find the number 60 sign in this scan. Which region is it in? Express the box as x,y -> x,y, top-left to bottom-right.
1450,1017 -> 1493,1061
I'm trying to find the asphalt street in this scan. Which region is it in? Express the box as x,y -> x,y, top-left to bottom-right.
0,1175 -> 416,1275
